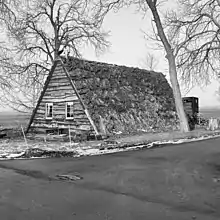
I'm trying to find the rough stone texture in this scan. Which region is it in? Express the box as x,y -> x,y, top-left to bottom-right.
64,57 -> 178,134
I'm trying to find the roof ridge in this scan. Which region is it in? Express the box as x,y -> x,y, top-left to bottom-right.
60,56 -> 164,75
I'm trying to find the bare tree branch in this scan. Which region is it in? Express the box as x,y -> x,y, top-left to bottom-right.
141,52 -> 159,70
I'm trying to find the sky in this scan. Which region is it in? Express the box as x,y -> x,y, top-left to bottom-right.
81,5 -> 220,109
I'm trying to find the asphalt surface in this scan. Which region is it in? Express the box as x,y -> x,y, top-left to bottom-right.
0,137 -> 220,219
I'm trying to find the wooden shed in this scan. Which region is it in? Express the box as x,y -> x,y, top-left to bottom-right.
26,57 -> 176,136
182,97 -> 199,115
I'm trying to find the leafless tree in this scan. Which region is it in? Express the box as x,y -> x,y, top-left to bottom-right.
0,56 -> 44,113
103,0 -> 190,132
165,0 -> 220,89
141,52 -> 159,70
0,0 -> 116,112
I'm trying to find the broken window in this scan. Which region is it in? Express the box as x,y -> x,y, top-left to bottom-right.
66,102 -> 74,119
46,103 -> 53,119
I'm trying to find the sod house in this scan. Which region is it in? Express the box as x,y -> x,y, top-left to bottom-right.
26,57 -> 177,136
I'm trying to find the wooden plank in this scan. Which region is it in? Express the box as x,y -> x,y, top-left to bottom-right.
44,89 -> 74,94
31,123 -> 92,131
41,96 -> 78,103
47,85 -> 72,90
49,79 -> 70,84
42,94 -> 76,99
46,85 -> 69,90
32,119 -> 90,127
34,112 -> 45,116
43,91 -> 75,97
53,68 -> 64,73
32,118 -> 74,124
47,81 -> 72,87
41,97 -> 77,102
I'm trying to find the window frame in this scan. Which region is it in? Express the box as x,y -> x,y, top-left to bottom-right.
45,103 -> 53,119
66,102 -> 74,119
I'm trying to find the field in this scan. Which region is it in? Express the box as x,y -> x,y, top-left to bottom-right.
0,112 -> 30,128
200,108 -> 220,119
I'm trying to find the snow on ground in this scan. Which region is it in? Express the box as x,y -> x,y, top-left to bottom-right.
0,132 -> 220,160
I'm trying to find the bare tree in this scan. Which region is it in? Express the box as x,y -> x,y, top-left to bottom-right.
0,58 -> 44,113
141,52 -> 159,70
0,37 -> 48,112
103,0 -> 190,132
165,0 -> 220,89
0,0 -> 116,112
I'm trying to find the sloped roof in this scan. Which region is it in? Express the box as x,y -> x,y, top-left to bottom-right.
62,57 -> 175,133
27,56 -> 176,134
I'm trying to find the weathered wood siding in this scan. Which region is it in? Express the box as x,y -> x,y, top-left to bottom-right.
31,62 -> 92,133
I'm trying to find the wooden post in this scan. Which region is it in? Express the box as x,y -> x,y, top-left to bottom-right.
21,125 -> 28,148
59,58 -> 99,135
99,115 -> 106,135
69,125 -> 72,147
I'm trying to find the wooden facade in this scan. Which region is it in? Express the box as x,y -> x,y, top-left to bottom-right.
27,57 -> 176,136
27,59 -> 94,135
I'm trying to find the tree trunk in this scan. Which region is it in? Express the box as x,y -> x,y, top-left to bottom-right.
146,0 -> 189,132
168,54 -> 189,132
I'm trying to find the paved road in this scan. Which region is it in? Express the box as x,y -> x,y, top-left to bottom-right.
0,137 -> 220,219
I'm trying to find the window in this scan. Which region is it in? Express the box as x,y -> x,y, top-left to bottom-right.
46,103 -> 53,119
66,102 -> 74,119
